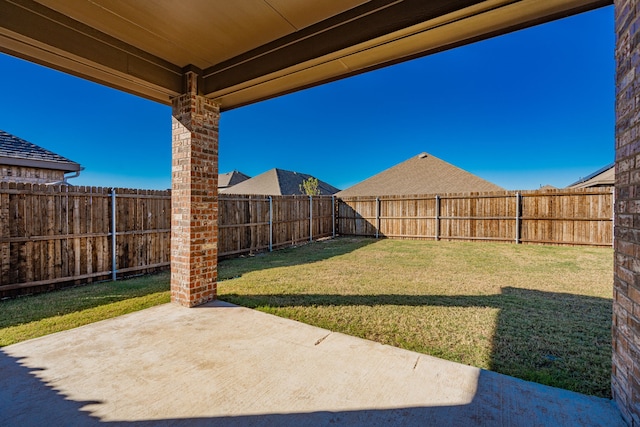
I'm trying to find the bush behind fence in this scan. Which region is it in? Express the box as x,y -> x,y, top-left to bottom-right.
0,182 -> 612,297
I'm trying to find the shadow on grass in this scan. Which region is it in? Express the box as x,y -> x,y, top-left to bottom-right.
0,237 -> 372,330
0,271 -> 170,329
0,237 -> 373,329
218,236 -> 377,280
222,287 -> 612,398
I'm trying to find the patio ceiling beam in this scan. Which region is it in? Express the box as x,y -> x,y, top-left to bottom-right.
0,0 -> 183,103
203,0 -> 488,93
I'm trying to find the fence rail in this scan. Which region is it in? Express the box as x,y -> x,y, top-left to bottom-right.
337,187 -> 614,247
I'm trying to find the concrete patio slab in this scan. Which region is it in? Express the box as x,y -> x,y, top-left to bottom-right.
0,301 -> 625,426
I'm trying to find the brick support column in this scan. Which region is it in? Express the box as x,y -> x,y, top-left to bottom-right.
614,1 -> 640,424
171,71 -> 219,307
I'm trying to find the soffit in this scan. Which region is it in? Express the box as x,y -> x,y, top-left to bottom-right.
33,0 -> 370,69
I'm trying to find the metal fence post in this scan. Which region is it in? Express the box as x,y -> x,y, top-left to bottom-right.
375,197 -> 380,239
435,195 -> 440,241
309,195 -> 313,242
111,188 -> 117,281
611,187 -> 615,248
515,192 -> 522,244
269,196 -> 273,252
332,195 -> 336,238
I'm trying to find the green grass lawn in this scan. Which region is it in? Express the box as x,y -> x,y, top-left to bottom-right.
0,272 -> 170,346
0,237 -> 613,398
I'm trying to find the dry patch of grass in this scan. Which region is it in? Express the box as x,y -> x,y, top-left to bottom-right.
219,237 -> 613,398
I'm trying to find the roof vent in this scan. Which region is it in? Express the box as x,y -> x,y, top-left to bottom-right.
418,152 -> 428,159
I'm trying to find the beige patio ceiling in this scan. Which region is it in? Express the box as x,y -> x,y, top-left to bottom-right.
0,0 -> 610,110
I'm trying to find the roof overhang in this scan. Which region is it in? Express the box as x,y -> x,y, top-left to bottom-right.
0,155 -> 82,172
568,163 -> 615,188
0,0 -> 611,111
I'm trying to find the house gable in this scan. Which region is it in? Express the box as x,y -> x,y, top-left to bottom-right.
338,152 -> 504,197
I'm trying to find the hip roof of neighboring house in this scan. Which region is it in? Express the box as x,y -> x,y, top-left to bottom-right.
337,152 -> 504,197
220,168 -> 339,196
218,170 -> 251,188
0,130 -> 81,172
567,163 -> 614,189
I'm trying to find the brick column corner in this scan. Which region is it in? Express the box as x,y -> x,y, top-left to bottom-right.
614,0 -> 640,424
170,70 -> 220,307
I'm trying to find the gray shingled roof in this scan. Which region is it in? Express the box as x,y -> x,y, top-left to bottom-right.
567,163 -> 614,189
218,170 -> 250,188
0,130 -> 81,172
220,168 -> 339,195
337,152 -> 504,197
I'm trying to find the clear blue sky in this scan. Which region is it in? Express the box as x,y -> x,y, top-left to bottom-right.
0,6 -> 614,191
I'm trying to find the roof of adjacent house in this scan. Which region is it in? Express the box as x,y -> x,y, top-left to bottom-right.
0,130 -> 81,172
218,170 -> 250,188
337,152 -> 504,197
567,163 -> 615,189
220,168 -> 339,196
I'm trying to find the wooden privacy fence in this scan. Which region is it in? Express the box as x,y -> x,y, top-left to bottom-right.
0,184 -> 171,296
0,183 -> 336,296
218,194 -> 335,258
337,187 -> 614,247
1,183 -> 613,297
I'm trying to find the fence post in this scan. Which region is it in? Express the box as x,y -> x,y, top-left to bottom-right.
515,192 -> 522,244
111,188 -> 117,281
269,196 -> 273,252
435,195 -> 440,241
611,187 -> 615,248
375,197 -> 380,239
309,195 -> 313,242
332,195 -> 336,238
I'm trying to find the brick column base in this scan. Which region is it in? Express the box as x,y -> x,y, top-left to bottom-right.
614,1 -> 640,424
171,71 -> 219,307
